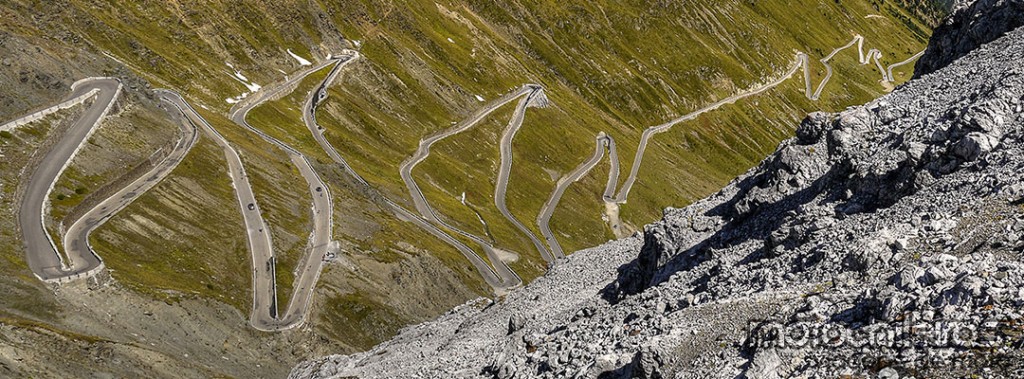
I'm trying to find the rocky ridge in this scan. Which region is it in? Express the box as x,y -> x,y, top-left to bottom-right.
914,0 -> 1024,77
292,6 -> 1024,379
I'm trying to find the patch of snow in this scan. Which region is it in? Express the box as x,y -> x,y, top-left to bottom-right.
475,95 -> 485,102
447,37 -> 455,43
227,71 -> 261,93
287,49 -> 313,66
460,192 -> 466,205
225,92 -> 251,104
352,40 -> 362,48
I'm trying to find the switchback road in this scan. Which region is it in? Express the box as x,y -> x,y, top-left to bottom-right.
536,36 -> 924,255
62,92 -> 199,284
16,78 -> 122,283
305,54 -> 521,290
7,32 -> 925,330
229,59 -> 338,331
494,89 -> 555,263
159,92 -> 281,330
398,86 -> 544,288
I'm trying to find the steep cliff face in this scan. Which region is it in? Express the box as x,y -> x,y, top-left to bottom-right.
915,0 -> 1024,77
293,6 -> 1024,379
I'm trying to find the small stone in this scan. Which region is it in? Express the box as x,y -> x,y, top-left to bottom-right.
593,354 -> 619,374
905,142 -> 928,162
894,238 -> 911,251
923,266 -> 951,286
508,314 -> 527,335
747,349 -> 784,379
655,301 -> 667,315
895,266 -> 925,290
878,367 -> 899,379
836,106 -> 873,130
632,346 -> 665,379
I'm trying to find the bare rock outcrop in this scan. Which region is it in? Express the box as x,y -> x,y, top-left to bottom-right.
915,0 -> 1024,77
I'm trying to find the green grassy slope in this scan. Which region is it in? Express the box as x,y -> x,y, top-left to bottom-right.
0,0 -> 935,360
90,135 -> 253,310
313,0 -> 932,265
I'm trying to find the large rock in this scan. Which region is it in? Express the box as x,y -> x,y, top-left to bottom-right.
795,112 -> 831,144
915,0 -> 1024,77
952,131 -> 1000,161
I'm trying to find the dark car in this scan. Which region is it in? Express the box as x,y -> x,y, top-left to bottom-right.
248,203 -> 255,211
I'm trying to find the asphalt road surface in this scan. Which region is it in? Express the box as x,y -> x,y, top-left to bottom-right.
397,85 -> 543,288
304,53 -> 521,290
62,92 -> 199,283
536,37 -> 925,255
535,133 -> 614,258
8,34 -> 925,327
803,35 -> 883,100
229,60 -> 339,331
493,87 -> 554,263
160,91 -> 282,329
886,50 -> 926,82
17,78 -> 121,282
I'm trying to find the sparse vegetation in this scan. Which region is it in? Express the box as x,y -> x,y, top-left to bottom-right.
0,0 -> 934,361
89,136 -> 253,311
313,0 -> 932,265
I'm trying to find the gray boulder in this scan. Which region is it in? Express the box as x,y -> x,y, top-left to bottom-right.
915,0 -> 1024,77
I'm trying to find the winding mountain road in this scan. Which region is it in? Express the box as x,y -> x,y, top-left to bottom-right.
535,133 -> 615,258
148,55 -> 341,332
62,93 -> 199,284
397,85 -> 544,287
803,34 -> 883,100
159,92 -> 283,330
304,53 -> 521,290
494,88 -> 554,263
16,78 -> 122,283
535,36 -> 925,255
304,54 -> 369,187
227,59 -> 340,331
886,50 -> 926,83
7,30 -> 927,333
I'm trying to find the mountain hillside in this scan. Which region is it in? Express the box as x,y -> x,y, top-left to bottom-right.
0,1 -> 938,376
292,2 -> 1024,377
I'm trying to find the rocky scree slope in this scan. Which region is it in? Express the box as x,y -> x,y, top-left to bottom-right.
292,21 -> 1024,379
914,0 -> 1024,77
